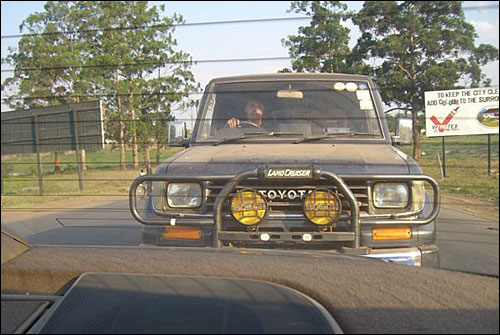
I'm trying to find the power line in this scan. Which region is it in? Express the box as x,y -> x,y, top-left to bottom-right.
1,16 -> 312,39
2,181 -> 498,189
2,86 -> 377,101
1,117 -> 496,125
0,197 -> 497,207
0,49 -> 474,73
2,159 -> 498,167
1,206 -> 498,219
1,3 -> 497,40
1,56 -> 292,73
1,141 -> 499,148
4,84 -> 488,101
2,5 -> 497,72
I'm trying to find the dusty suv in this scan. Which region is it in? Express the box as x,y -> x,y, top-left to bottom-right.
130,73 -> 440,267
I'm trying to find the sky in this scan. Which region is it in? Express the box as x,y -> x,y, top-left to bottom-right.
1,1 -> 499,120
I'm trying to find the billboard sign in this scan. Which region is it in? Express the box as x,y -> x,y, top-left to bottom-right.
424,87 -> 499,137
1,101 -> 104,155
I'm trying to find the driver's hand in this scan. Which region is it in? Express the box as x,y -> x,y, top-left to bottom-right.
227,118 -> 241,128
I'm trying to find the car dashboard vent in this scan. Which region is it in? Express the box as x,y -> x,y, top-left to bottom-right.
32,272 -> 342,334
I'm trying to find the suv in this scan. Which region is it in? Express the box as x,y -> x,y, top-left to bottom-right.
130,73 -> 440,267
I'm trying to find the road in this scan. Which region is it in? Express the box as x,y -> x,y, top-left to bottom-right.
1,196 -> 498,276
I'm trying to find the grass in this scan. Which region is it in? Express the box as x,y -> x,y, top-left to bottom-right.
1,146 -> 184,177
1,169 -> 142,208
1,147 -> 183,208
397,135 -> 499,208
2,136 -> 499,209
481,121 -> 499,127
397,134 -> 499,160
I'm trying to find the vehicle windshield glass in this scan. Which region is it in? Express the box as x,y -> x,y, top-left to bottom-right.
196,81 -> 382,142
1,2 -> 499,303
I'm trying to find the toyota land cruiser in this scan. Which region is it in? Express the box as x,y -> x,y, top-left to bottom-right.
129,73 -> 440,267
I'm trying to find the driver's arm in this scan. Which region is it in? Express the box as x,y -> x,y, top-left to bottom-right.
226,118 -> 241,128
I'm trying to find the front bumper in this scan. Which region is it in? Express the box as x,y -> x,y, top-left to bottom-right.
142,224 -> 439,267
132,168 -> 440,267
363,245 -> 440,267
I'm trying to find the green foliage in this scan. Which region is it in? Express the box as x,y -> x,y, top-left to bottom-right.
1,1 -> 199,159
281,1 -> 354,73
77,1 -> 199,149
353,1 -> 499,119
2,1 -> 94,109
1,165 -> 14,178
397,135 -> 499,209
282,1 -> 499,160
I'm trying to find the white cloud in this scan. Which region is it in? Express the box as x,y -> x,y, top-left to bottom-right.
470,20 -> 497,34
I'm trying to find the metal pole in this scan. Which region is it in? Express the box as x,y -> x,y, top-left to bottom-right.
156,67 -> 161,166
442,136 -> 446,178
488,134 -> 491,176
437,153 -> 444,179
72,110 -> 84,191
33,115 -> 43,195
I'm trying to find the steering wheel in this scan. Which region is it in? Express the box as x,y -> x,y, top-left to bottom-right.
239,120 -> 262,128
224,120 -> 265,130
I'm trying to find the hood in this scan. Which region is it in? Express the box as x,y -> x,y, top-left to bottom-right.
164,144 -> 411,177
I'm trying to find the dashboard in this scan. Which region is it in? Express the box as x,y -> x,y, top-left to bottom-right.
1,232 -> 498,334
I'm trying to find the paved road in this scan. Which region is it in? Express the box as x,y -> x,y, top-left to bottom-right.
435,207 -> 498,276
2,196 -> 498,276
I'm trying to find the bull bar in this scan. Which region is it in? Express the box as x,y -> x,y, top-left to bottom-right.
129,168 -> 440,249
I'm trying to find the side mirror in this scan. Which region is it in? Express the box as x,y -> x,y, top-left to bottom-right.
393,118 -> 413,145
167,121 -> 190,147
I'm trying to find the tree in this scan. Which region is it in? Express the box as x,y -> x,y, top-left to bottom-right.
281,1 -> 353,73
87,1 -> 198,169
1,1 -> 97,171
2,1 -> 198,170
2,1 -> 93,109
353,1 -> 499,160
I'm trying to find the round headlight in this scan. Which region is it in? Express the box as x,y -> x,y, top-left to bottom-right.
231,190 -> 267,225
303,189 -> 341,225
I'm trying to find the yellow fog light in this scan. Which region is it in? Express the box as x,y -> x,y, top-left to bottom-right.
231,190 -> 267,225
303,189 -> 341,225
372,227 -> 412,240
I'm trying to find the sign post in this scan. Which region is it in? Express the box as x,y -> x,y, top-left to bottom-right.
425,87 -> 499,176
442,137 -> 446,178
72,110 -> 84,191
488,134 -> 491,176
33,114 -> 43,195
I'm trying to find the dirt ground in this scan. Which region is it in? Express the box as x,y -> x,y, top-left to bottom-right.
440,194 -> 499,221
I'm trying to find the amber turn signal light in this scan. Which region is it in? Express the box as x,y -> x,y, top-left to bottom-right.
372,227 -> 412,240
163,226 -> 201,240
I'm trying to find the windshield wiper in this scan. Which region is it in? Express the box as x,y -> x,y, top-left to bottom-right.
294,132 -> 379,144
213,132 -> 303,146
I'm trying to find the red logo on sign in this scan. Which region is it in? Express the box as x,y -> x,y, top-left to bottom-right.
430,107 -> 459,132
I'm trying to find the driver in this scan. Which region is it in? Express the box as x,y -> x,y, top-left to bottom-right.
226,101 -> 264,128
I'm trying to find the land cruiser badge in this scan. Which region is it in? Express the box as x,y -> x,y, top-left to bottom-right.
265,168 -> 312,179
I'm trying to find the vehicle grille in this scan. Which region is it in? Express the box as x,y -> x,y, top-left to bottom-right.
205,178 -> 369,232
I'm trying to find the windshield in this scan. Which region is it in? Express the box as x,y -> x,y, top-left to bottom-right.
1,4 -> 499,330
196,81 -> 382,142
